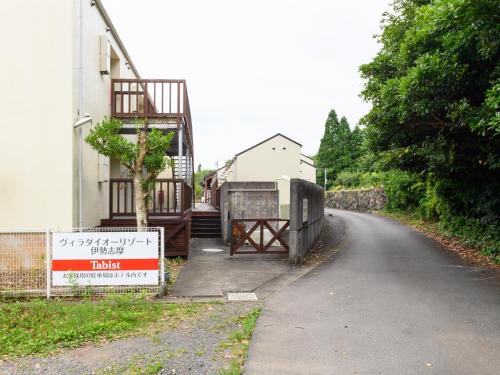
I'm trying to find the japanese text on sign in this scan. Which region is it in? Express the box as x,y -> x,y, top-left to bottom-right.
51,231 -> 159,286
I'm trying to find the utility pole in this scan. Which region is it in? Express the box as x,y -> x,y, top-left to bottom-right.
324,167 -> 327,191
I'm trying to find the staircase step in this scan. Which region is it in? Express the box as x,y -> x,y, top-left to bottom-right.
190,212 -> 221,238
192,223 -> 221,228
192,216 -> 221,221
192,227 -> 221,232
191,232 -> 222,238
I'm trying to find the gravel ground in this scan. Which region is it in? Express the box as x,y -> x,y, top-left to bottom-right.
0,302 -> 260,375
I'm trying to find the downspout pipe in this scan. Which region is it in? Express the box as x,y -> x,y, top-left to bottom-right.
76,0 -> 87,229
74,116 -> 92,228
79,0 -> 85,117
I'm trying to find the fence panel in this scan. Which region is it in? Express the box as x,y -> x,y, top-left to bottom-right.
230,219 -> 289,255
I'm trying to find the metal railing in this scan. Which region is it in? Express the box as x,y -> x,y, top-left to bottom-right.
109,179 -> 192,219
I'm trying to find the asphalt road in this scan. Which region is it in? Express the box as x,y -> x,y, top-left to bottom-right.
245,209 -> 500,375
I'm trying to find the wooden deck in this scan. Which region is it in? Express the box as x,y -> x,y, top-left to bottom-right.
101,215 -> 191,257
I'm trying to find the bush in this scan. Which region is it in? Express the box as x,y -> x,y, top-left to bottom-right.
333,170 -> 387,189
416,177 -> 452,221
382,170 -> 424,211
334,171 -> 362,188
439,215 -> 500,263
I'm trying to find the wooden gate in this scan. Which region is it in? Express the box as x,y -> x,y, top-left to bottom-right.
230,219 -> 289,255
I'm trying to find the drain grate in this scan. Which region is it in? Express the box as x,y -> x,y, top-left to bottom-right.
227,292 -> 258,302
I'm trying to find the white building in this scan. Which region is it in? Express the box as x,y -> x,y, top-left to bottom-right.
0,0 -> 194,245
218,134 -> 317,217
0,0 -> 136,228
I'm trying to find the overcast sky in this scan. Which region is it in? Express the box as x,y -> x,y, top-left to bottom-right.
102,0 -> 391,170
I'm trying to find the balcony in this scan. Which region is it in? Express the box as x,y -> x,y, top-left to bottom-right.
109,178 -> 193,219
111,79 -> 193,152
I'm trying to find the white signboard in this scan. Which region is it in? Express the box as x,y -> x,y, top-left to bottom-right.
51,231 -> 159,286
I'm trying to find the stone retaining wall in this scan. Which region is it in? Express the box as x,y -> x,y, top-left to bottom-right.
325,188 -> 387,212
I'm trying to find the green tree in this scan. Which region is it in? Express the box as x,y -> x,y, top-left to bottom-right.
194,169 -> 215,202
86,118 -> 174,228
316,110 -> 363,187
360,0 -> 500,218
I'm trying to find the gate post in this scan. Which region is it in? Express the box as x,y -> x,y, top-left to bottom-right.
289,180 -> 300,264
160,227 -> 165,288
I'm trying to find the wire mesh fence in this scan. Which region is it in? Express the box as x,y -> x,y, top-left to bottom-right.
0,230 -> 47,297
0,227 -> 165,298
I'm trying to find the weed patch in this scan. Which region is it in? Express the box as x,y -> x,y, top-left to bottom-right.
0,295 -> 204,358
218,307 -> 262,375
166,257 -> 186,289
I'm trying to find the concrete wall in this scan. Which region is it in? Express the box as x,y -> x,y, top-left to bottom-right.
289,179 -> 324,264
0,0 -> 139,229
325,188 -> 387,211
219,182 -> 279,241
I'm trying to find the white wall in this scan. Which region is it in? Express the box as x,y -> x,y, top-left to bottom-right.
0,0 -> 75,229
231,135 -> 301,182
75,0 -> 139,227
0,0 -> 140,229
300,159 -> 317,183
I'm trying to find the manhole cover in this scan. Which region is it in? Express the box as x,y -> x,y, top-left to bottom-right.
227,292 -> 258,302
202,248 -> 224,253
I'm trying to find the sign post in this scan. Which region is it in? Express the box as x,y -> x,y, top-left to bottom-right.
46,229 -> 51,299
160,227 -> 165,287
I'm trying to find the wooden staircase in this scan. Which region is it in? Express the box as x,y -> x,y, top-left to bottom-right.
191,212 -> 222,238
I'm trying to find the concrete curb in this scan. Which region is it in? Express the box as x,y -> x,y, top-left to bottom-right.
162,295 -> 226,303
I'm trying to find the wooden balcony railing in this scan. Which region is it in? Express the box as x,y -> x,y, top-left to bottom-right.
109,178 -> 192,219
111,79 -> 193,150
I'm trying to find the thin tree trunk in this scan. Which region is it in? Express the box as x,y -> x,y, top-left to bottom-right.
134,125 -> 149,229
133,172 -> 148,229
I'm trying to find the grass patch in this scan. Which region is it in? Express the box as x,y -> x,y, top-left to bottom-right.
0,295 -> 204,358
218,307 -> 262,375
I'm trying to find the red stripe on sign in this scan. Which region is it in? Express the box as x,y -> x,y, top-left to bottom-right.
52,259 -> 158,271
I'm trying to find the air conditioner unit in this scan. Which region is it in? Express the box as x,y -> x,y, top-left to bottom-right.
100,35 -> 110,75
